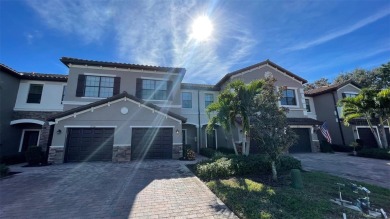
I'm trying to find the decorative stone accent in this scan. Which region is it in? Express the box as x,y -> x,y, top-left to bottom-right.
48,147 -> 64,164
312,141 -> 320,153
112,146 -> 131,162
172,144 -> 182,159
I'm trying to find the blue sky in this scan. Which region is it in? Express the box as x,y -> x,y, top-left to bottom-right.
0,0 -> 389,84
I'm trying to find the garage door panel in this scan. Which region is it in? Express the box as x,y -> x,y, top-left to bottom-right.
131,128 -> 173,159
357,128 -> 379,148
66,128 -> 114,162
289,128 -> 311,153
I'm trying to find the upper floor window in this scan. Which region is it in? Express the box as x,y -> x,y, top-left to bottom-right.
76,75 -> 120,98
27,84 -> 43,103
281,89 -> 297,106
142,79 -> 168,100
182,92 -> 192,108
342,93 -> 357,98
85,76 -> 114,98
305,99 -> 311,112
205,94 -> 214,108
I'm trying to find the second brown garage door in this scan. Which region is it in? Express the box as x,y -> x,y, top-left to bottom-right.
131,128 -> 173,160
65,128 -> 114,162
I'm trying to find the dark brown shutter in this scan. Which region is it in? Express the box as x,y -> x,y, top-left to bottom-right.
167,81 -> 173,100
136,78 -> 142,98
113,77 -> 121,95
76,75 -> 86,97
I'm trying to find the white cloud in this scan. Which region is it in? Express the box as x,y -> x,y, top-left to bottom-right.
25,30 -> 42,44
285,7 -> 390,51
27,0 -> 257,84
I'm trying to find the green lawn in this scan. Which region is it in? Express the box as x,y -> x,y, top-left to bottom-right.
205,172 -> 390,219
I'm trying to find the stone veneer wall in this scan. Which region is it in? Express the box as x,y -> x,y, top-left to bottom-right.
172,144 -> 182,159
48,147 -> 64,164
112,146 -> 131,162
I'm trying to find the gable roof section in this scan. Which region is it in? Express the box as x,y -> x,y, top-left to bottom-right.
1,63 -> 67,82
0,63 -> 21,78
47,92 -> 187,123
181,83 -> 220,91
19,72 -> 68,82
61,57 -> 186,74
215,59 -> 308,88
304,80 -> 361,97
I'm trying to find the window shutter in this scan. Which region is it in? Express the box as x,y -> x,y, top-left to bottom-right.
342,93 -> 346,98
136,78 -> 142,98
167,81 -> 173,100
113,77 -> 121,95
76,75 -> 86,97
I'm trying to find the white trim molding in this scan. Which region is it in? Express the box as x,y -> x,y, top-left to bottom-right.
84,73 -> 116,77
338,84 -> 361,92
50,145 -> 65,148
113,144 -> 131,147
62,101 -> 92,105
11,119 -> 45,126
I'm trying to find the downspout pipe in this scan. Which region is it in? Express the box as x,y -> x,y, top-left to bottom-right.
331,91 -> 346,145
197,89 -> 201,153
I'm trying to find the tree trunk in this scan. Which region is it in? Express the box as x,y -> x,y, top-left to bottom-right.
378,117 -> 388,148
365,114 -> 383,148
271,160 -> 277,181
241,132 -> 246,155
229,131 -> 238,155
245,135 -> 251,156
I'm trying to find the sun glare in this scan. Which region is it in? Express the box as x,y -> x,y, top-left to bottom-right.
191,16 -> 213,41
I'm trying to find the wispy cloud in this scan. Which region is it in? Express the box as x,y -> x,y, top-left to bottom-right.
27,0 -> 257,84
28,1 -> 116,42
285,7 -> 390,51
25,30 -> 42,44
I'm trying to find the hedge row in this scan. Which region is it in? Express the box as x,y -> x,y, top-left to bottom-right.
195,154 -> 301,181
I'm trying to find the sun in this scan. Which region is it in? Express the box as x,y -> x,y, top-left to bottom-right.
191,16 -> 213,41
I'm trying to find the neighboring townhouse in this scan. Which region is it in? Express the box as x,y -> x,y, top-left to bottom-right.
1,57 -> 324,164
214,60 -> 322,154
305,80 -> 390,147
0,64 -> 67,159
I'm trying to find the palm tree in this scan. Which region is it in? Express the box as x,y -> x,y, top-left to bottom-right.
207,80 -> 264,155
340,89 -> 388,148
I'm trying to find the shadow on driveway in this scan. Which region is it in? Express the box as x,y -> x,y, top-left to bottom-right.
0,158 -> 237,219
293,152 -> 390,189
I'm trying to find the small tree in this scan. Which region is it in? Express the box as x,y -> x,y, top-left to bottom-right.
207,80 -> 264,155
251,78 -> 297,181
340,89 -> 388,148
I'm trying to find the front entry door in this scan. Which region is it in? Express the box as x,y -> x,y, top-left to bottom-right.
207,130 -> 216,149
21,130 -> 40,152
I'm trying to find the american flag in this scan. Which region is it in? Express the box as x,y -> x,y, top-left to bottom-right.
320,122 -> 332,144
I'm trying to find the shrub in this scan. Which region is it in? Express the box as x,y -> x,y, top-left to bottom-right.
357,148 -> 390,160
277,155 -> 302,172
0,164 -> 9,177
195,154 -> 301,181
217,147 -> 235,155
200,148 -> 217,158
320,141 -> 334,153
25,146 -> 44,165
0,153 -> 26,165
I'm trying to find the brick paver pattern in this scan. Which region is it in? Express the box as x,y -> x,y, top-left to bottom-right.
0,160 -> 237,219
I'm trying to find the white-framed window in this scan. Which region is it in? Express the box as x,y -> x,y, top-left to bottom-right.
27,84 -> 44,103
342,92 -> 358,98
85,75 -> 114,98
182,92 -> 192,108
305,99 -> 311,112
281,89 -> 297,106
142,79 -> 168,100
205,93 -> 214,108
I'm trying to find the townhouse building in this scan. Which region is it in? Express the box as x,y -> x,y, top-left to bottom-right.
1,57 -> 334,164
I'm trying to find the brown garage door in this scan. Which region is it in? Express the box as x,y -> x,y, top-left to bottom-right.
131,128 -> 172,159
65,128 -> 114,162
289,128 -> 312,153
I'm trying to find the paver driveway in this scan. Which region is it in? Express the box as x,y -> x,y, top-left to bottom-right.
0,159 -> 237,219
293,153 -> 390,189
